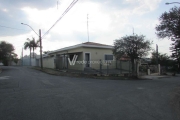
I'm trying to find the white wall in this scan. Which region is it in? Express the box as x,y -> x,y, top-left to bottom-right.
43,57 -> 55,69
22,58 -> 37,66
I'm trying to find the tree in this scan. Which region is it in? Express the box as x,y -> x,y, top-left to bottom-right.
113,34 -> 152,74
43,51 -> 50,54
12,53 -> 19,65
155,6 -> 180,71
24,37 -> 39,66
151,51 -> 171,66
27,37 -> 39,58
155,6 -> 180,40
24,40 -> 32,66
170,39 -> 180,67
0,41 -> 15,66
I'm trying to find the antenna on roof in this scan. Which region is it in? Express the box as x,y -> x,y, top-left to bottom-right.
87,14 -> 89,42
133,27 -> 134,35
57,1 -> 59,9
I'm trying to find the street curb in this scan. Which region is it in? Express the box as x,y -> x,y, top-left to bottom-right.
139,76 -> 171,80
32,67 -> 144,80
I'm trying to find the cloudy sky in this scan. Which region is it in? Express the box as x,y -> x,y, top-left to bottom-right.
0,0 -> 178,58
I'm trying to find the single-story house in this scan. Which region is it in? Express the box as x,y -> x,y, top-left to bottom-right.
42,42 -> 116,71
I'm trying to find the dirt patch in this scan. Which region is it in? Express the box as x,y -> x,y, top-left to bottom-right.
170,86 -> 180,120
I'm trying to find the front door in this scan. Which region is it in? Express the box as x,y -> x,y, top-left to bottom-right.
85,53 -> 90,67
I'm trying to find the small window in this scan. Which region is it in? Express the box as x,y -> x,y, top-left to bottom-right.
105,55 -> 113,60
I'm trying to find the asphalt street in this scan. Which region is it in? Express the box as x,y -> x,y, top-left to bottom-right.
0,66 -> 180,120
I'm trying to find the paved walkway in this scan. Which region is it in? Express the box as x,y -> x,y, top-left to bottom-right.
140,73 -> 180,80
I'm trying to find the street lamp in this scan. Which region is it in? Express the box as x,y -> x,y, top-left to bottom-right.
21,23 -> 39,36
21,23 -> 43,69
165,2 -> 180,5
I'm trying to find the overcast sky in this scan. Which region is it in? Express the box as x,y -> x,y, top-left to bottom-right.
0,0 -> 178,58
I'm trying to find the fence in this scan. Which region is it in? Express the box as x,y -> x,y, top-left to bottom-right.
138,63 -> 178,76
84,59 -> 133,74
139,64 -> 161,76
53,57 -> 136,75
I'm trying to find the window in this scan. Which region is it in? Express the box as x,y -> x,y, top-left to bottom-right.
105,55 -> 113,60
69,54 -> 74,61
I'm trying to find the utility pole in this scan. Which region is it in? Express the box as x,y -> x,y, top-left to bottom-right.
22,48 -> 23,66
39,29 -> 43,69
133,27 -> 134,35
156,44 -> 158,65
21,23 -> 43,69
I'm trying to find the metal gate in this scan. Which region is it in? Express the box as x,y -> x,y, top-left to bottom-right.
55,56 -> 68,70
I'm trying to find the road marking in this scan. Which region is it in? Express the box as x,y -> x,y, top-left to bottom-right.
0,76 -> 10,80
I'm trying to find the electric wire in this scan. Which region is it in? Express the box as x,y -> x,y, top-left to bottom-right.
42,0 -> 78,38
0,25 -> 27,31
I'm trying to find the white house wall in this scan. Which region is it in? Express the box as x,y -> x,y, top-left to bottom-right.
82,47 -> 115,70
22,58 -> 36,66
46,47 -> 115,71
43,57 -> 55,69
68,52 -> 83,71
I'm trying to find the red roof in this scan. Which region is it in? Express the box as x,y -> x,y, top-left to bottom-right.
119,55 -> 130,60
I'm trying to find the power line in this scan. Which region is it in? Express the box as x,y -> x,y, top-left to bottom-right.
42,0 -> 78,38
0,25 -> 27,31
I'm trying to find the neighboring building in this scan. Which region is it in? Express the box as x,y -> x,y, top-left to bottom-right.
0,62 -> 3,66
22,53 -> 40,66
140,58 -> 151,65
117,55 -> 132,72
41,42 -> 115,71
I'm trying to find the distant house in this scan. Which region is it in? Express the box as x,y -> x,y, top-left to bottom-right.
140,58 -> 151,65
22,53 -> 40,66
41,42 -> 115,71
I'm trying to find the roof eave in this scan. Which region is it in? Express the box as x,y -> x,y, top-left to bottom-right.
49,44 -> 113,54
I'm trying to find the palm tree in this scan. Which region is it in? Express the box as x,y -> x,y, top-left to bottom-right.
24,40 -> 32,66
27,37 -> 39,58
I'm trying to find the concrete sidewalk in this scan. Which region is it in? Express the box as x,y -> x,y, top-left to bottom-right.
140,75 -> 169,80
140,73 -> 180,80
